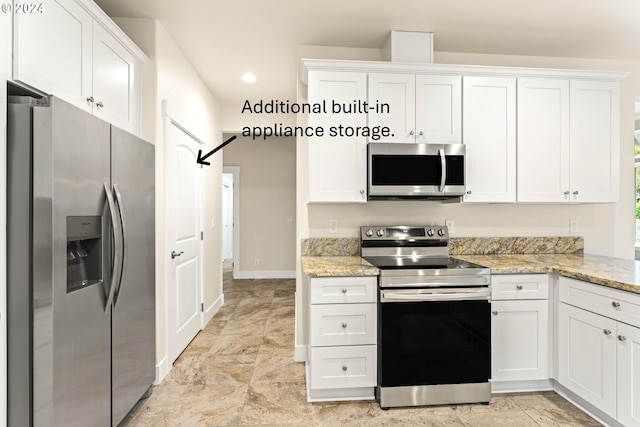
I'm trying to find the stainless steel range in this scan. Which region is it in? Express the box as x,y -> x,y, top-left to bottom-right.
360,225 -> 492,409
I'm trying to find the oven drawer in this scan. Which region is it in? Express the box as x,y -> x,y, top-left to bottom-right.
492,274 -> 549,300
310,303 -> 377,347
309,345 -> 376,389
310,276 -> 377,304
559,276 -> 640,327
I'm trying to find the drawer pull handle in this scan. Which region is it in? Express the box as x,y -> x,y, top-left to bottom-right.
341,288 -> 348,294
492,311 -> 498,316
341,323 -> 347,329
516,285 -> 523,291
618,335 -> 627,342
604,329 -> 612,336
612,301 -> 621,308
342,365 -> 348,372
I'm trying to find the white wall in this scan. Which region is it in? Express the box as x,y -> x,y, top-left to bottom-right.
113,18 -> 224,381
0,9 -> 9,427
222,134 -> 296,278
294,48 -> 640,351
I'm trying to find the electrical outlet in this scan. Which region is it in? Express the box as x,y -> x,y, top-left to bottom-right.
445,220 -> 455,234
254,258 -> 260,266
570,219 -> 578,233
211,217 -> 215,229
329,220 -> 338,234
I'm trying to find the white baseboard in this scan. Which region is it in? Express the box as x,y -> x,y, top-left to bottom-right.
234,270 -> 295,279
294,344 -> 307,362
155,356 -> 170,385
203,294 -> 224,326
491,379 -> 554,393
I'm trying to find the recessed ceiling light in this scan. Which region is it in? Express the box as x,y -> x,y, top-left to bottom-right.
241,72 -> 256,83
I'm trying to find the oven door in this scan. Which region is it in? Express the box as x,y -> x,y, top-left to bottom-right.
379,287 -> 491,388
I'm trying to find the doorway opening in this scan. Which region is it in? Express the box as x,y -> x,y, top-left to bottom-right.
222,166 -> 240,278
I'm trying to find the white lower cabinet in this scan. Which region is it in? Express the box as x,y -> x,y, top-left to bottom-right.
306,276 -> 377,401
558,276 -> 640,426
491,274 -> 549,385
492,300 -> 549,381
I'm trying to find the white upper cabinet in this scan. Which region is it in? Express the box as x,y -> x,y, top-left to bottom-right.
307,70 -> 368,203
517,78 -> 570,202
463,76 -> 517,203
368,73 -> 415,143
12,0 -> 145,134
368,73 -> 461,144
13,0 -> 93,110
517,79 -> 619,203
569,80 -> 620,203
92,23 -> 138,131
415,75 -> 462,143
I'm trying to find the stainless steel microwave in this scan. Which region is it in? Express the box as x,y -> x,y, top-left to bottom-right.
367,143 -> 465,200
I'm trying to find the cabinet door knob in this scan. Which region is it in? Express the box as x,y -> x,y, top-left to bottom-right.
418,131 -> 424,136
341,288 -> 348,294
86,96 -> 94,103
612,301 -> 621,308
618,335 -> 627,342
360,189 -> 365,196
466,190 -> 472,195
341,322 -> 347,329
516,285 -> 523,291
409,131 -> 415,136
492,311 -> 498,316
342,365 -> 348,372
563,191 -> 570,195
96,101 -> 104,109
603,329 -> 612,336
572,190 -> 579,196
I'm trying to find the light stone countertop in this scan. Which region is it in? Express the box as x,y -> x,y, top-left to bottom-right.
301,256 -> 379,277
455,253 -> 640,295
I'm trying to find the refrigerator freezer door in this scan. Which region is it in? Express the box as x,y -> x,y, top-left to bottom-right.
33,97 -> 112,426
110,126 -> 156,426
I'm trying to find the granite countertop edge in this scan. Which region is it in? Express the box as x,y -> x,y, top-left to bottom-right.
302,254 -> 640,295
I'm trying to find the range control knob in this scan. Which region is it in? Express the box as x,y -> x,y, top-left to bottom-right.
376,229 -> 385,237
426,229 -> 435,237
365,229 -> 374,237
437,229 -> 446,237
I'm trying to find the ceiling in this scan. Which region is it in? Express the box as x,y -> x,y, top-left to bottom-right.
95,0 -> 640,108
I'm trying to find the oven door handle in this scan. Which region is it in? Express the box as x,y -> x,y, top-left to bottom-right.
381,288 -> 491,303
381,275 -> 490,288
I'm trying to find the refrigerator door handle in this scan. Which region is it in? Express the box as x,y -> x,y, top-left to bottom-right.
104,182 -> 123,313
112,183 -> 127,307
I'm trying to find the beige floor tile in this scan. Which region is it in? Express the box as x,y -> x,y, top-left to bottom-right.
191,354 -> 257,385
457,410 -> 539,426
453,395 -> 520,413
258,333 -> 294,356
220,318 -> 268,336
207,334 -> 264,356
264,316 -> 295,336
239,382 -> 313,425
159,384 -> 248,426
251,353 -> 305,383
525,408 -> 604,426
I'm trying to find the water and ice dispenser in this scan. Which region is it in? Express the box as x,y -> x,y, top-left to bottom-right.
67,216 -> 102,293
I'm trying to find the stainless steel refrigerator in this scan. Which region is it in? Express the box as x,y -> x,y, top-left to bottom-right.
7,95 -> 156,426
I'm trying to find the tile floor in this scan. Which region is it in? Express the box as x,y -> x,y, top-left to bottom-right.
122,262 -> 603,426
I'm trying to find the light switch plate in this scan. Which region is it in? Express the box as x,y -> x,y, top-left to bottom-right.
445,220 -> 455,234
570,219 -> 578,233
329,220 -> 338,234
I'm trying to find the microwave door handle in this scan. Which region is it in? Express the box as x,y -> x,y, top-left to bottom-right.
438,148 -> 446,192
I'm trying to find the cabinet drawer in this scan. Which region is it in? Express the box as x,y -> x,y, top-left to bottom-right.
310,304 -> 376,347
309,345 -> 376,389
310,277 -> 377,304
559,276 -> 640,327
492,274 -> 549,300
